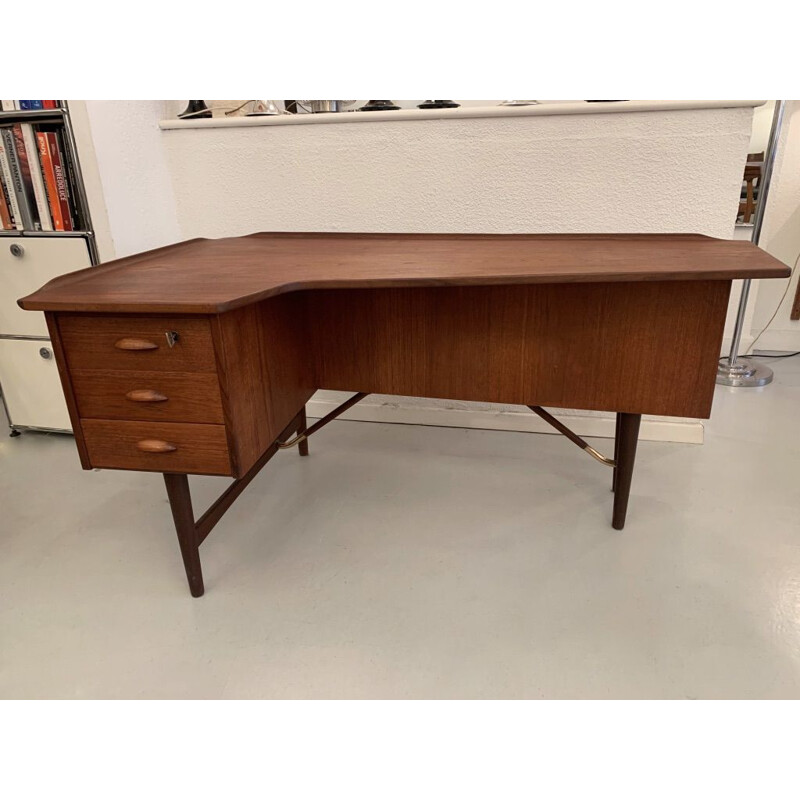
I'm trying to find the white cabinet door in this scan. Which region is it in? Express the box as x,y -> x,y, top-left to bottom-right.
0,339 -> 71,430
0,237 -> 92,337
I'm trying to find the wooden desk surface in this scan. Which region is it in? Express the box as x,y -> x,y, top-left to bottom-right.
19,232 -> 790,314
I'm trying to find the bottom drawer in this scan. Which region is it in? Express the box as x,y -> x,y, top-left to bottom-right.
81,419 -> 232,475
0,338 -> 71,430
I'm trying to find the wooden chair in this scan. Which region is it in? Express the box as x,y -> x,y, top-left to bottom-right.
738,152 -> 764,224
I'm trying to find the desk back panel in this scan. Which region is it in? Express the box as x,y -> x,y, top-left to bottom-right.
309,280 -> 731,418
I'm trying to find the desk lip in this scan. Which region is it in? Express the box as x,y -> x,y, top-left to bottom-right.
17,232 -> 792,315
18,268 -> 791,315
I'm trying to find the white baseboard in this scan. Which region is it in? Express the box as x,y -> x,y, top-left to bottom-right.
306,397 -> 704,444
752,330 -> 800,353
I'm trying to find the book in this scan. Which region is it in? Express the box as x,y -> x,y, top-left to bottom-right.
20,123 -> 52,230
30,101 -> 44,110
42,101 -> 57,109
36,130 -> 64,230
0,127 -> 35,229
0,173 -> 13,229
55,128 -> 82,229
0,133 -> 24,229
10,123 -> 41,229
1,100 -> 18,111
45,130 -> 73,231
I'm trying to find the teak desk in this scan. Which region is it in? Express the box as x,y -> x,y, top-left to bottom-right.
19,233 -> 790,597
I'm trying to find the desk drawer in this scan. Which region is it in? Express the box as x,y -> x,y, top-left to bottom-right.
71,370 -> 225,424
59,315 -> 217,373
81,419 -> 232,475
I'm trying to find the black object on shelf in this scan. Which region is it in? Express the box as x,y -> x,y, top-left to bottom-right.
417,100 -> 460,109
359,100 -> 401,111
178,101 -> 211,119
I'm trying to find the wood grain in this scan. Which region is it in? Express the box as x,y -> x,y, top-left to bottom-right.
18,232 -> 789,314
59,315 -> 216,372
81,419 -> 232,475
126,389 -> 168,403
71,369 -> 224,423
309,281 -> 732,418
114,338 -> 159,351
212,292 -> 315,476
45,312 -> 91,469
136,439 -> 177,453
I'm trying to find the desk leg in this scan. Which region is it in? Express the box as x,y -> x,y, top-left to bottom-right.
612,412 -> 622,492
164,473 -> 204,597
612,413 -> 641,530
298,406 -> 309,456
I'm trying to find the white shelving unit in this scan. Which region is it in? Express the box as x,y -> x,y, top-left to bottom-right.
0,102 -> 98,435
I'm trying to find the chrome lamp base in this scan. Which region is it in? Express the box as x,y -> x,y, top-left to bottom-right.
716,357 -> 774,387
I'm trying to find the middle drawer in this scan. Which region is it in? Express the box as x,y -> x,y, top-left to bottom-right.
71,369 -> 225,424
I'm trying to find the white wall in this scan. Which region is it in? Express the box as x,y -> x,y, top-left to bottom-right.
81,101 -> 181,259
750,101 -> 800,352
161,107 -> 750,240
748,101 -> 776,153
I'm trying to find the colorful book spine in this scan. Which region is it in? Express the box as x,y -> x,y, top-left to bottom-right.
29,101 -> 44,110
0,133 -> 23,229
20,123 -> 52,230
46,131 -> 73,231
36,130 -> 64,230
0,127 -> 34,229
0,174 -> 13,229
10,124 -> 41,229
57,129 -> 82,230
42,101 -> 57,109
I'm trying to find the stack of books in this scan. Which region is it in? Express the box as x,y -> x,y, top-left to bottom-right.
0,113 -> 82,232
1,100 -> 59,111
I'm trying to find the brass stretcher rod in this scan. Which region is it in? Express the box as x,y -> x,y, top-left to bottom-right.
527,406 -> 616,467
278,392 -> 370,448
278,393 -> 613,468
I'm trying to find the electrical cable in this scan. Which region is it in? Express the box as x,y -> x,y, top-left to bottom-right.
744,249 -> 799,355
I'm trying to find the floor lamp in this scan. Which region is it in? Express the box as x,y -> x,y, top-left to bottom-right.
716,100 -> 786,387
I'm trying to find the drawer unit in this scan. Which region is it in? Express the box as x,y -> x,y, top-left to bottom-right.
71,369 -> 225,424
81,419 -> 232,476
58,315 -> 217,372
1,237 -> 92,337
0,338 -> 71,430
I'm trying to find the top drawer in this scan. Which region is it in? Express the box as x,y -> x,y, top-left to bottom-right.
2,237 -> 92,337
58,315 -> 217,372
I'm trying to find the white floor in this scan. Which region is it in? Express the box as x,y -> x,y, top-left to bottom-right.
2,359 -> 799,699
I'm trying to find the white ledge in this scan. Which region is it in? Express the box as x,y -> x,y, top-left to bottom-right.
159,100 -> 764,130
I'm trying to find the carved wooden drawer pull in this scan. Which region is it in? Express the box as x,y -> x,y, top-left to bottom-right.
126,389 -> 168,403
136,439 -> 177,454
115,338 -> 159,351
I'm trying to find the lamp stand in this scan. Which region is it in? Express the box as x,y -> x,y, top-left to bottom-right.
716,100 -> 786,387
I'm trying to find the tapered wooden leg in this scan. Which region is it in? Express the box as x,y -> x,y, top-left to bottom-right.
297,406 -> 309,456
612,412 -> 622,492
612,413 -> 641,530
164,473 -> 204,597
